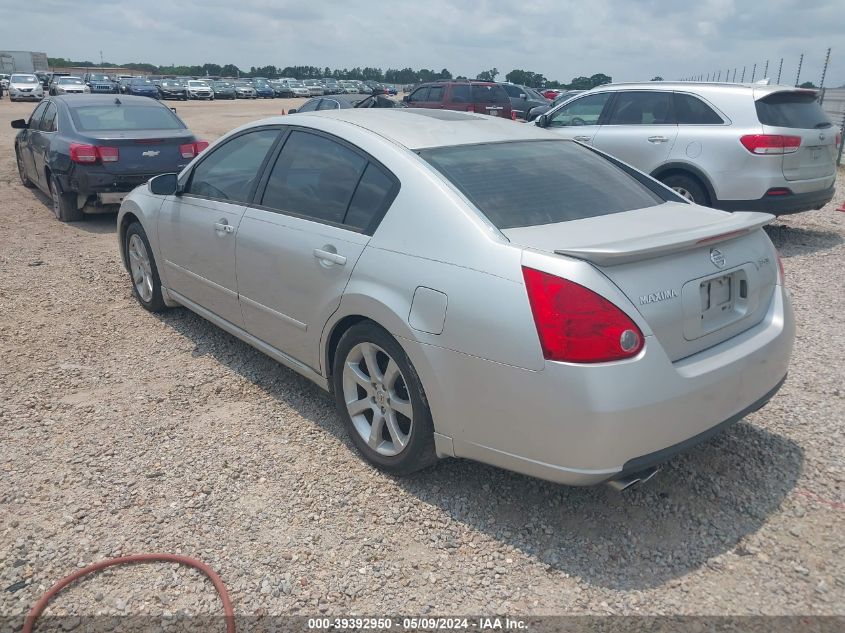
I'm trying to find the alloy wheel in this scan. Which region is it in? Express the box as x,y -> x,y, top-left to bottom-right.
672,186 -> 695,202
342,342 -> 413,456
127,234 -> 154,303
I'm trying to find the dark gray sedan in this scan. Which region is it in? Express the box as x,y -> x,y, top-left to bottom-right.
291,93 -> 404,113
12,95 -> 205,221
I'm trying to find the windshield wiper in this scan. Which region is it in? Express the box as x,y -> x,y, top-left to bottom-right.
814,122 -> 832,128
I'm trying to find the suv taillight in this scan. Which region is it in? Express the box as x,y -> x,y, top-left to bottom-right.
466,105 -> 475,113
522,267 -> 644,363
836,132 -> 842,149
740,134 -> 801,154
69,143 -> 119,164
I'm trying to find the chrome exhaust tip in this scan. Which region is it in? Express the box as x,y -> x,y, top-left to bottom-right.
606,465 -> 660,491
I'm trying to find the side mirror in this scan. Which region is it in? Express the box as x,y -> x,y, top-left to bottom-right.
535,114 -> 548,128
170,108 -> 177,114
402,95 -> 410,103
520,93 -> 527,99
149,173 -> 179,196
11,119 -> 28,129
288,108 -> 298,114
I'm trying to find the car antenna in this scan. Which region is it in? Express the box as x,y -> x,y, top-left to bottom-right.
114,97 -> 121,105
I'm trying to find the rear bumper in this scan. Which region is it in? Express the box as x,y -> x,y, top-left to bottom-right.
61,165 -> 186,197
416,286 -> 794,486
717,185 -> 836,215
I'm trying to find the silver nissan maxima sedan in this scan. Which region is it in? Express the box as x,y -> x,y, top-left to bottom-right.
116,109 -> 795,488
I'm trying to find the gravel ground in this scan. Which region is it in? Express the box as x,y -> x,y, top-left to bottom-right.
0,98 -> 843,622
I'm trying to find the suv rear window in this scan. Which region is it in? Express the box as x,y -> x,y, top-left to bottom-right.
755,92 -> 832,129
419,140 -> 664,229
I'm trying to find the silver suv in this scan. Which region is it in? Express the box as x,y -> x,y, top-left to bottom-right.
535,82 -> 839,215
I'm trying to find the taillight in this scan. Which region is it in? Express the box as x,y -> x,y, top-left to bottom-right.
466,105 -> 475,113
69,143 -> 118,164
740,134 -> 801,154
98,146 -> 119,163
836,133 -> 842,149
775,252 -> 785,284
69,143 -> 98,163
179,141 -> 208,159
522,267 -> 644,363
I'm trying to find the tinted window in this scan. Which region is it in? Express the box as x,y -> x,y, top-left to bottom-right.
297,98 -> 320,113
607,91 -> 673,125
317,99 -> 341,110
548,92 -> 612,127
427,86 -> 444,102
451,84 -> 471,103
471,84 -> 508,103
188,129 -> 278,202
261,131 -> 366,225
408,88 -> 429,103
28,102 -> 48,127
71,106 -> 185,131
674,93 -> 724,124
755,92 -> 832,129
345,163 -> 396,231
502,84 -> 522,98
39,102 -> 57,132
419,140 -> 664,229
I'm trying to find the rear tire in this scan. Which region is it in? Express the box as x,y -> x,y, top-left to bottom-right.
332,322 -> 437,476
660,173 -> 710,206
49,174 -> 83,222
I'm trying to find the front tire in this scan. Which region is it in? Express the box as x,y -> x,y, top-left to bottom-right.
333,322 -> 437,476
49,174 -> 83,222
660,173 -> 710,206
125,222 -> 166,312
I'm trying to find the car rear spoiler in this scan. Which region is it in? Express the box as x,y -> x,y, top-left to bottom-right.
554,211 -> 774,266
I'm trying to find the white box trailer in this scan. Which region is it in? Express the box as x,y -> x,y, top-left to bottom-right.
0,51 -> 48,73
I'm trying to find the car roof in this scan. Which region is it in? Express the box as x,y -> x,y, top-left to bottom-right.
590,81 -> 816,98
277,108 -> 555,150
52,94 -> 167,108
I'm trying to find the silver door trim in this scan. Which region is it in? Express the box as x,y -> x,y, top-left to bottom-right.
239,295 -> 307,331
163,260 -> 239,299
166,288 -> 328,389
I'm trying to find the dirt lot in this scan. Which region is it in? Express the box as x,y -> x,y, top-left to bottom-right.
0,97 -> 843,621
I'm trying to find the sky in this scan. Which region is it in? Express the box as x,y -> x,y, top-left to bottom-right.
1,0 -> 843,87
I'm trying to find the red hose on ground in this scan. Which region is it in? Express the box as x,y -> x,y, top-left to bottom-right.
23,553 -> 235,633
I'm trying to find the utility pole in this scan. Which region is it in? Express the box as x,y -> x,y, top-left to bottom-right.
751,63 -> 756,82
819,47 -> 831,90
795,53 -> 803,86
741,66 -> 746,82
763,59 -> 768,79
777,58 -> 783,84
732,68 -> 737,82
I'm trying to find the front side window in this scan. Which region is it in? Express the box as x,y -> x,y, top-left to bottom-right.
420,140 -> 664,229
427,86 -> 444,102
296,99 -> 321,113
502,84 -> 522,98
548,92 -> 612,127
317,99 -> 341,110
260,131 -> 366,225
187,129 -> 279,203
39,103 -> 58,132
408,87 -> 429,103
607,91 -> 673,125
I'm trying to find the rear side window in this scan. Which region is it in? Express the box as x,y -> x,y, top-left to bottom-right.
71,105 -> 185,131
345,163 -> 397,231
297,99 -> 320,113
39,102 -> 58,132
317,99 -> 341,110
451,84 -> 471,103
419,140 -> 664,229
755,92 -> 832,129
471,84 -> 508,103
261,131 -> 367,225
607,91 -> 673,125
674,93 -> 724,124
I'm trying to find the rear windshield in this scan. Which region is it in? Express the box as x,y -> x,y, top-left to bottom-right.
471,84 -> 508,103
419,140 -> 664,229
71,105 -> 185,131
756,92 -> 832,129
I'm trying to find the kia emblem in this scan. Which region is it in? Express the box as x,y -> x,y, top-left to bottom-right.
710,248 -> 726,268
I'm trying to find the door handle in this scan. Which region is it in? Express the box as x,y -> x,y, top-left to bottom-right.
648,136 -> 670,143
313,248 -> 347,266
574,135 -> 592,142
213,221 -> 234,234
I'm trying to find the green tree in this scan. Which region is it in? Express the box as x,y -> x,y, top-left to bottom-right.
476,68 -> 499,81
799,81 -> 818,89
651,76 -> 664,81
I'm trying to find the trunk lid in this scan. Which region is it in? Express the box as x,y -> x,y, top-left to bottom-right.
754,89 -> 837,182
76,129 -> 195,175
503,203 -> 779,362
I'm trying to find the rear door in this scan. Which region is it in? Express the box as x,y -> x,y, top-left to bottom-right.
157,128 -> 280,327
754,90 -> 837,182
543,91 -> 614,144
591,90 -> 678,173
237,129 -> 398,369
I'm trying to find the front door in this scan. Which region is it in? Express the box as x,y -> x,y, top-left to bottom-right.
542,91 -> 615,145
238,129 -> 397,369
157,128 -> 280,327
19,101 -> 48,188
